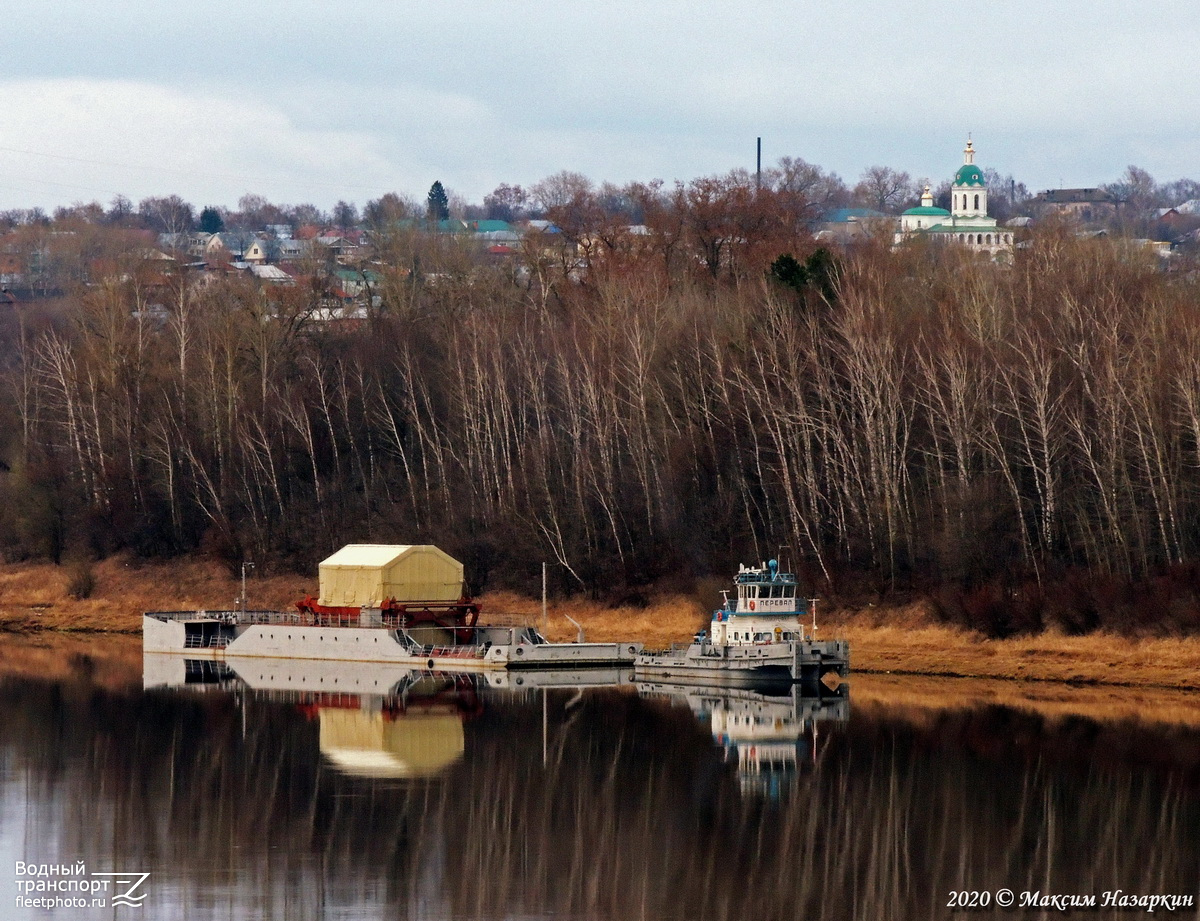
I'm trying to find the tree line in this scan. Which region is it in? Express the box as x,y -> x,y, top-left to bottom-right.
5,182 -> 1200,634
6,159 -> 1199,236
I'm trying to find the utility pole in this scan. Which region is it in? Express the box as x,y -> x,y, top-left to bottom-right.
541,562 -> 547,637
756,137 -> 762,190
240,561 -> 255,619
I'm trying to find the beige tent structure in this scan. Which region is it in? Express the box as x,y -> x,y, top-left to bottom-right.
317,544 -> 464,608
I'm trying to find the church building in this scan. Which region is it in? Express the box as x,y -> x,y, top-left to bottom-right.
895,138 -> 1014,255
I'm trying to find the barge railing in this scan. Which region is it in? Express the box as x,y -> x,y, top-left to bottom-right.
148,610 -> 387,629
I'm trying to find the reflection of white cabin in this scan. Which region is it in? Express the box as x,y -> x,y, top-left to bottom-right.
660,684 -> 850,799
713,694 -> 839,797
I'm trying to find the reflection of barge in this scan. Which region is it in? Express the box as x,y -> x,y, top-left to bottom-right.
635,561 -> 849,688
145,654 -> 481,780
144,545 -> 640,672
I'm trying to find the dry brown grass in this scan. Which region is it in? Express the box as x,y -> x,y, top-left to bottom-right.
0,554 -> 315,633
480,590 -> 710,648
830,619 -> 1200,690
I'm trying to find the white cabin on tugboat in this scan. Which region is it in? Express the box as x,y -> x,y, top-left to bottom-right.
708,560 -> 810,646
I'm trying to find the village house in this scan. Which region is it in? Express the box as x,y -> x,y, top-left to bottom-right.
1032,187 -> 1117,222
817,208 -> 888,241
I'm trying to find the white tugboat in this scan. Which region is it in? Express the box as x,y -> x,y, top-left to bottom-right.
635,560 -> 849,688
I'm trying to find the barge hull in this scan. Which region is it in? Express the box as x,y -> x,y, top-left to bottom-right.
143,614 -> 641,671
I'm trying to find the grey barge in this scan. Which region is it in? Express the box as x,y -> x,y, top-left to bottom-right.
143,611 -> 640,672
634,560 -> 849,689
143,544 -> 640,672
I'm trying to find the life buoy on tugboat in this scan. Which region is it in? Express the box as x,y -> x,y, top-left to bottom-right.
749,600 -> 756,611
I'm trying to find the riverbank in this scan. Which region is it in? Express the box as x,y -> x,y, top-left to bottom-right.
487,591 -> 1200,690
2,555 -> 1199,690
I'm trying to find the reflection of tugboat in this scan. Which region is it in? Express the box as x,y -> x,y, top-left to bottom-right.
640,682 -> 849,798
635,561 -> 849,688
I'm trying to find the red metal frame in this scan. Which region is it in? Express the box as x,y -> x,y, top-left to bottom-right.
295,673 -> 483,721
293,595 -> 481,641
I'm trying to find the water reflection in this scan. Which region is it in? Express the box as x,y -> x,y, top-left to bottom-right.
639,681 -> 849,798
147,654 -> 483,781
0,644 -> 1195,920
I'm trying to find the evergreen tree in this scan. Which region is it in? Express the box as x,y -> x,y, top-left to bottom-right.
427,181 -> 450,222
199,207 -> 224,234
769,248 -> 838,304
769,253 -> 807,291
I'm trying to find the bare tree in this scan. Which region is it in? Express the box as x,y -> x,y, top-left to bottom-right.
853,166 -> 915,213
137,195 -> 195,236
530,171 -> 593,214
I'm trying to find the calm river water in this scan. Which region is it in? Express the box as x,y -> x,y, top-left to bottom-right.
0,639 -> 1198,920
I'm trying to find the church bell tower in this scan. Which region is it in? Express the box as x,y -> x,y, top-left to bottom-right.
951,136 -> 988,219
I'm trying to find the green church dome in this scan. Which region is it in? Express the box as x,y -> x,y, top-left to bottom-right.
955,164 -> 985,187
903,205 -> 951,216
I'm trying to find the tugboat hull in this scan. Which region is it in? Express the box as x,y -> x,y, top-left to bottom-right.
635,639 -> 849,689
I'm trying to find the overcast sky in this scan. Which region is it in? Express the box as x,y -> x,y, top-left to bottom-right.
1,1 -> 1197,212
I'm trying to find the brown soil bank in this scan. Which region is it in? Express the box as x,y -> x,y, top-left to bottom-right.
2,557 -> 1199,691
